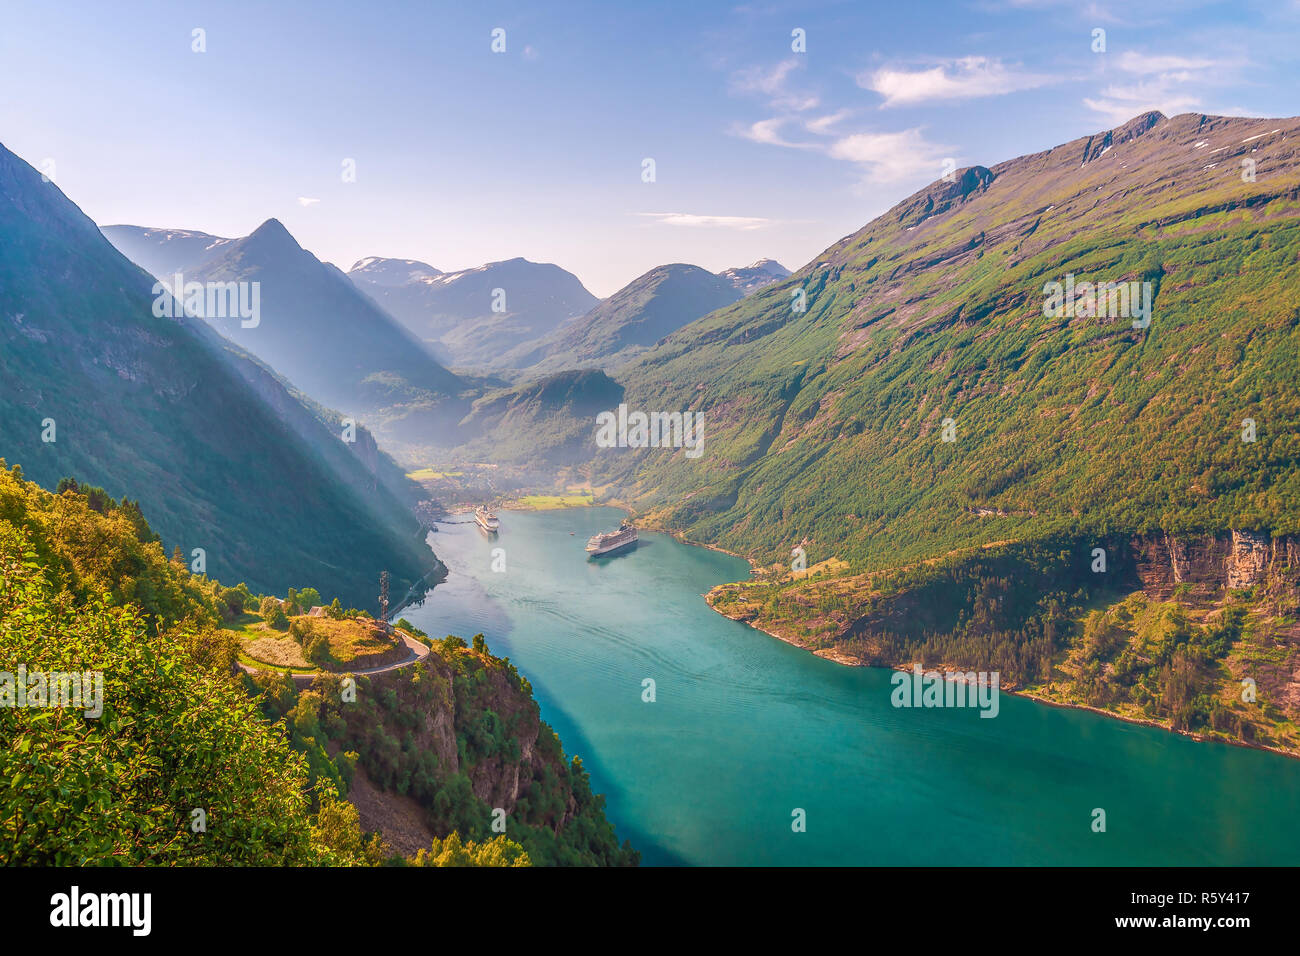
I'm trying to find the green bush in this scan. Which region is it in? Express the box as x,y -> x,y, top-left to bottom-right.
0,527 -> 323,865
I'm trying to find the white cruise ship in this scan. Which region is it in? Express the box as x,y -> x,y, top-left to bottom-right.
585,520 -> 637,557
474,505 -> 500,534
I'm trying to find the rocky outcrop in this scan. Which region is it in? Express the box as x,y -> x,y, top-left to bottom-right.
892,165 -> 995,229
347,764 -> 437,858
361,647 -> 580,833
1080,110 -> 1165,164
1132,531 -> 1299,599
1227,530 -> 1272,589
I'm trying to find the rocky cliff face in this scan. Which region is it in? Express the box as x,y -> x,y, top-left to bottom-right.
397,658 -> 566,822
319,639 -> 636,865
372,657 -> 567,822
1132,531 -> 1300,599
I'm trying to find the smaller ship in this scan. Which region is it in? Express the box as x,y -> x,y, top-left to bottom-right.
586,519 -> 638,558
474,505 -> 500,534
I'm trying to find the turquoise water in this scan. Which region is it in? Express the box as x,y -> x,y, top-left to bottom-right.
402,507 -> 1300,866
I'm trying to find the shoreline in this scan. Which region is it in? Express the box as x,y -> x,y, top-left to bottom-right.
1006,687 -> 1300,762
703,573 -> 1300,763
433,497 -> 1300,761
710,603 -> 863,666
642,521 -> 759,571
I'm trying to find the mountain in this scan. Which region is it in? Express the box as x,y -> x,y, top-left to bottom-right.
346,255 -> 598,368
99,224 -> 236,279
504,263 -> 745,372
0,141 -> 438,608
103,220 -> 467,442
349,255 -> 444,287
718,258 -> 791,295
456,369 -> 624,467
564,111 -> 1300,747
590,111 -> 1300,565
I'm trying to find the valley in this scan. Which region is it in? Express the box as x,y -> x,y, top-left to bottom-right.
395,111 -> 1300,760
4,102 -> 1299,870
400,507 -> 1300,865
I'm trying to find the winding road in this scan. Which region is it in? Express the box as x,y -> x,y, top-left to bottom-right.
237,631 -> 432,686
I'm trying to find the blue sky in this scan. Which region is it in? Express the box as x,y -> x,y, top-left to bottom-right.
2,0 -> 1297,295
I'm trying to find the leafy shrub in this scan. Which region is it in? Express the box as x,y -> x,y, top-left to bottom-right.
0,528 -> 323,865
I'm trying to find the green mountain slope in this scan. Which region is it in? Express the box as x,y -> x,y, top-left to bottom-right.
591,112 -> 1300,568
0,142 -> 436,608
554,111 -> 1300,752
456,369 -> 625,468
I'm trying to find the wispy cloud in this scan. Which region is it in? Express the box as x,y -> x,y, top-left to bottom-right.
729,55 -> 952,186
735,117 -> 819,148
1082,3 -> 1127,25
637,212 -> 774,230
730,59 -> 797,96
730,58 -> 819,112
297,197 -> 320,206
805,109 -> 852,134
827,129 -> 952,184
1114,51 -> 1219,74
736,112 -> 950,186
861,56 -> 1053,107
1084,50 -> 1231,125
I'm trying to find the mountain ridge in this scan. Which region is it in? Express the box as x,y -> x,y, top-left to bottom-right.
552,110 -> 1300,753
0,141 -> 438,607
104,217 -> 469,445
346,255 -> 598,369
576,112 -> 1300,564
503,262 -> 747,373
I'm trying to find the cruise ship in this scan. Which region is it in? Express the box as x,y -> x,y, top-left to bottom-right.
474,505 -> 500,534
585,520 -> 638,557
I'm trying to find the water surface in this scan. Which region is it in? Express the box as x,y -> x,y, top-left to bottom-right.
402,507 -> 1300,866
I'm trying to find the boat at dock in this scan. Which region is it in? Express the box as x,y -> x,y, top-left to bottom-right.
585,520 -> 637,557
474,505 -> 500,534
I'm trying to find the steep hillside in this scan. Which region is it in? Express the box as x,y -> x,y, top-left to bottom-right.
105,220 -> 468,442
0,469 -> 636,865
347,255 -> 598,369
456,369 -> 625,468
561,111 -> 1300,751
0,142 -> 436,608
708,529 -> 1300,753
504,263 -> 744,373
591,112 -> 1300,568
205,336 -> 428,532
258,635 -> 639,865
